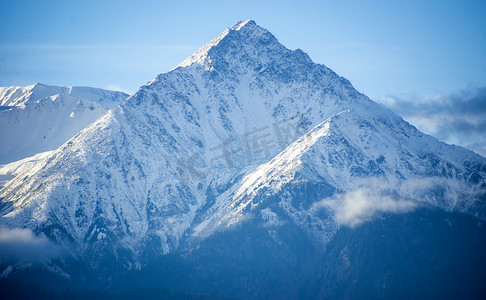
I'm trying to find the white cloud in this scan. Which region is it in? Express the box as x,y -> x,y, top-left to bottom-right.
312,178 -> 418,227
0,227 -> 62,262
377,96 -> 396,107
314,187 -> 416,227
311,174 -> 485,228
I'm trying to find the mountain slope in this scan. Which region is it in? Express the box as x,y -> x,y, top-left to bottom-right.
0,151 -> 53,189
0,85 -> 129,164
192,109 -> 486,244
0,20 -> 485,280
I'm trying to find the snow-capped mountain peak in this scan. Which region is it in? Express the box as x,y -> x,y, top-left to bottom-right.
1,21 -> 485,274
177,20 -> 290,70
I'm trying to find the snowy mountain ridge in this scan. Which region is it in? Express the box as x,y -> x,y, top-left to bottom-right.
192,108 -> 486,243
0,85 -> 129,165
0,20 -> 485,272
0,83 -> 128,108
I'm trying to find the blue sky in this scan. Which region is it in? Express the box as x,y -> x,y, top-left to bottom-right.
1,0 -> 485,99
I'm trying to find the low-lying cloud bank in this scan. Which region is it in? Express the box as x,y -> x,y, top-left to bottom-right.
312,177 -> 484,228
377,86 -> 486,157
0,227 -> 62,262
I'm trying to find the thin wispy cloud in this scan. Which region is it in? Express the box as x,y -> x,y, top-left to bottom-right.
377,87 -> 486,157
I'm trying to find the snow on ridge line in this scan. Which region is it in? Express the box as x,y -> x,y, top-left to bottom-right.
231,110 -> 350,200
0,83 -> 129,107
232,20 -> 256,31
0,89 -> 128,165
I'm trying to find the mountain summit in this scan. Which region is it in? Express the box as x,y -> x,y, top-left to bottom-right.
1,21 -> 486,298
178,20 -> 287,68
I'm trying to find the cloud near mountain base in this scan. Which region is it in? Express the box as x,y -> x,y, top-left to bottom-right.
0,227 -> 62,263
